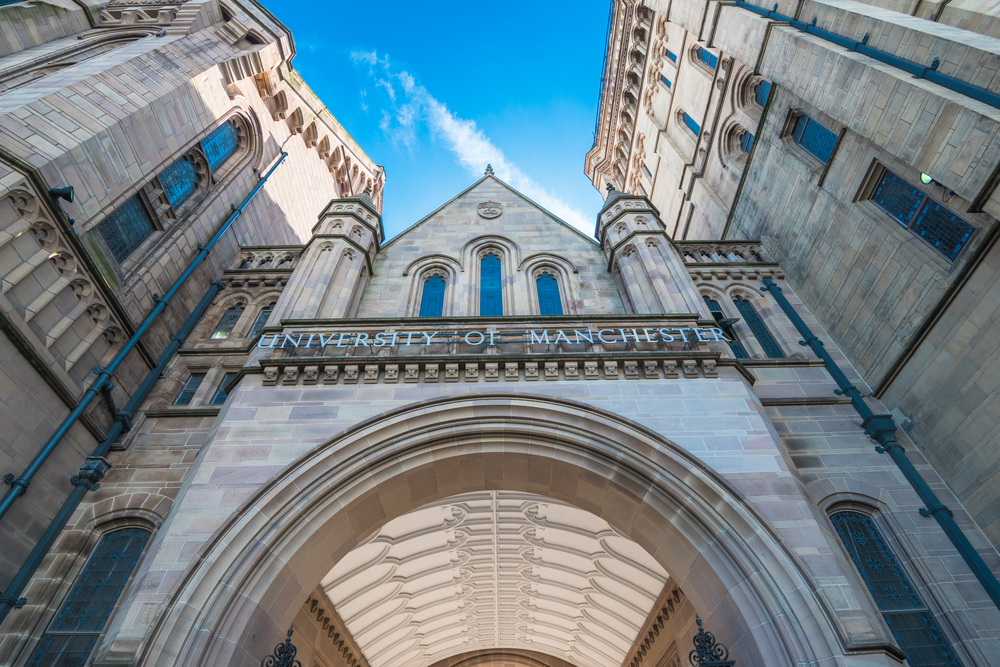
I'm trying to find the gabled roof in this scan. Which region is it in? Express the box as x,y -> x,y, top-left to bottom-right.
381,173 -> 599,249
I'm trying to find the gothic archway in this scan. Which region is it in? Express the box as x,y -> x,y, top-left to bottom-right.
117,395 -> 890,667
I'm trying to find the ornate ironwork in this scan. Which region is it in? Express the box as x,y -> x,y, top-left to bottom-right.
688,616 -> 735,667
261,627 -> 302,667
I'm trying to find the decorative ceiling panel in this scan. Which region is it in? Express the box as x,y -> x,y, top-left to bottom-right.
322,491 -> 668,667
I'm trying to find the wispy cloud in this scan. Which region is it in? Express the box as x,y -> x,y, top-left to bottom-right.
352,50 -> 591,234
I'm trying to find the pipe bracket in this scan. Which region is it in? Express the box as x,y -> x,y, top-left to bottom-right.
3,474 -> 28,496
0,594 -> 27,608
920,505 -> 953,518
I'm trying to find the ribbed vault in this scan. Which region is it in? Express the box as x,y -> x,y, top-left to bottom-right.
321,491 -> 669,667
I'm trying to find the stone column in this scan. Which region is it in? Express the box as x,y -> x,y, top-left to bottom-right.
597,188 -> 709,316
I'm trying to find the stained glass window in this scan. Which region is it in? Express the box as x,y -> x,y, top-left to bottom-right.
158,157 -> 197,208
201,121 -> 240,173
480,254 -> 503,317
832,512 -> 962,667
212,373 -> 236,406
211,305 -> 244,339
792,115 -> 838,164
31,528 -> 150,667
754,80 -> 771,106
537,273 -> 563,316
695,47 -> 718,69
733,296 -> 784,358
96,195 -> 155,263
173,373 -> 204,406
704,296 -> 748,359
419,275 -> 446,317
740,131 -> 754,154
872,171 -> 974,261
682,112 -> 701,136
249,303 -> 274,338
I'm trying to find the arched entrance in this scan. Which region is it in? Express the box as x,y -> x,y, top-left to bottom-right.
121,395 -> 890,667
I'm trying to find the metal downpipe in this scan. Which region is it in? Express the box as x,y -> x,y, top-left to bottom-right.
760,278 -> 1000,610
0,153 -> 287,523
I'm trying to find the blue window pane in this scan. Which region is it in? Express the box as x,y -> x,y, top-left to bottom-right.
740,132 -> 754,154
212,373 -> 236,406
249,304 -> 274,338
480,254 -> 503,316
201,121 -> 239,172
666,50 -> 677,63
660,75 -> 671,89
174,373 -> 204,406
793,115 -> 838,163
696,47 -> 718,69
536,273 -> 563,316
704,296 -> 748,359
733,296 -> 784,358
158,157 -> 197,208
419,275 -> 446,317
912,200 -> 975,261
682,112 -> 701,136
212,305 -> 244,339
643,163 -> 652,177
872,171 -> 924,227
754,80 -> 771,106
97,195 -> 155,262
832,512 -> 961,667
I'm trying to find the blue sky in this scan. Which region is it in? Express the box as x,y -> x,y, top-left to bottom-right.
268,0 -> 610,239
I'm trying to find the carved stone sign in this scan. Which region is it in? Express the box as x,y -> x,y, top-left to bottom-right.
477,201 -> 502,219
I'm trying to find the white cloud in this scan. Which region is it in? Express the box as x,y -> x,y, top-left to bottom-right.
353,54 -> 592,234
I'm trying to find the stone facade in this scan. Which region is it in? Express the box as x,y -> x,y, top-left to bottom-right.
586,0 -> 1000,550
1,3 -> 1000,667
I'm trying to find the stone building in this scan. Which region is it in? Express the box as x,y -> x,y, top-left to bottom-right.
585,0 -> 1000,555
1,2 -> 1000,667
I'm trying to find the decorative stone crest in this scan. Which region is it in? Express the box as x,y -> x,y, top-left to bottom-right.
478,201 -> 503,219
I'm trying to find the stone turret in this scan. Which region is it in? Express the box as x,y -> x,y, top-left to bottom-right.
596,187 -> 709,316
270,189 -> 383,321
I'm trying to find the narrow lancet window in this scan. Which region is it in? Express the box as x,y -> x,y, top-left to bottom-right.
96,195 -> 156,262
480,254 -> 503,316
158,157 -> 197,208
30,528 -> 150,667
704,296 -> 747,358
249,303 -> 274,338
212,304 -> 244,339
201,121 -> 240,172
419,275 -> 446,317
832,512 -> 961,667
733,296 -> 784,358
536,272 -> 563,316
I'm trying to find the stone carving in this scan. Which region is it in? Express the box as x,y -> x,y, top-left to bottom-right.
384,365 -> 399,383
344,365 -> 359,383
485,363 -> 499,381
405,365 -> 419,382
477,201 -> 503,219
282,367 -> 299,385
263,367 -> 279,385
425,364 -> 439,382
504,363 -> 519,380
323,366 -> 339,384
683,359 -> 699,378
544,362 -> 559,379
364,365 -> 379,383
302,366 -> 319,385
604,360 -> 619,379
525,362 -> 539,380
564,362 -> 579,379
465,363 -> 479,381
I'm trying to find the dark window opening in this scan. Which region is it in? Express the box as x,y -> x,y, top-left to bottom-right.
792,115 -> 838,164
480,254 -> 503,317
871,170 -> 974,261
733,296 -> 784,358
212,305 -> 244,339
212,373 -> 236,405
419,275 -> 446,317
740,131 -> 754,154
96,195 -> 155,263
754,80 -> 771,106
704,296 -> 748,359
666,50 -> 677,63
249,303 -> 274,338
832,512 -> 962,667
695,47 -> 718,69
682,112 -> 701,136
536,273 -> 563,316
174,373 -> 205,406
660,75 -> 672,89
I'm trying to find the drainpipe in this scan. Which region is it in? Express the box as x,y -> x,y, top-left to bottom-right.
0,281 -> 223,620
0,152 -> 287,524
761,278 -> 1000,611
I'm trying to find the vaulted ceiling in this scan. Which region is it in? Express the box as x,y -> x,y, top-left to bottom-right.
321,491 -> 669,667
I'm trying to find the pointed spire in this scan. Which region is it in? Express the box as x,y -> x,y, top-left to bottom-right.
485,164 -> 494,177
603,181 -> 627,208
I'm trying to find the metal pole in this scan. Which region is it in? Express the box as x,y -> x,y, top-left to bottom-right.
0,153 -> 286,523
761,277 -> 1000,610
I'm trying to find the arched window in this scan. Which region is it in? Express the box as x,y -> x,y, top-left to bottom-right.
158,157 -> 198,208
211,304 -> 244,339
480,253 -> 503,316
831,512 -> 961,667
754,80 -> 771,106
249,303 -> 274,338
733,296 -> 784,358
238,257 -> 252,269
96,195 -> 156,263
536,272 -> 563,316
201,121 -> 240,172
30,528 -> 150,667
740,131 -> 754,154
419,275 -> 446,317
703,296 -> 747,358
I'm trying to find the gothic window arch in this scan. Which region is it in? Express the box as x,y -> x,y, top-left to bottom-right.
249,301 -> 275,338
535,271 -> 563,316
212,301 -> 246,339
480,252 -> 503,317
419,274 -> 447,318
732,294 -> 784,358
702,293 -> 748,358
720,120 -> 754,167
831,510 -> 962,667
29,527 -> 151,667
